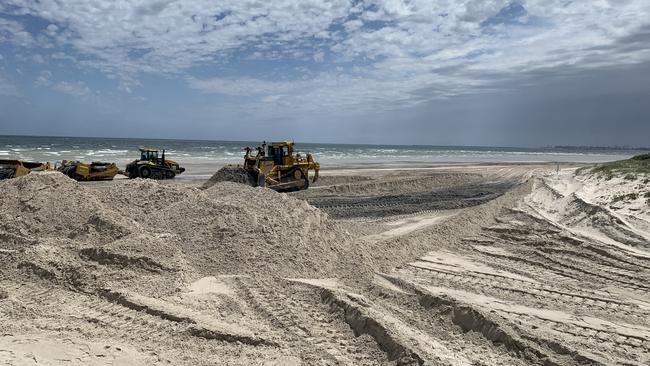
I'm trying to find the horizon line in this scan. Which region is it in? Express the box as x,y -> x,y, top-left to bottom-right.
0,133 -> 649,151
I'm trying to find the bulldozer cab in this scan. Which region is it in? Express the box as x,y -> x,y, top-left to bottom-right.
140,148 -> 159,162
267,142 -> 294,166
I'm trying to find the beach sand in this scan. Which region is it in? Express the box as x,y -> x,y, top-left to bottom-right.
0,162 -> 649,365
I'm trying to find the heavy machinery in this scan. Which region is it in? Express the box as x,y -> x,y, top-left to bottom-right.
56,160 -> 119,181
0,159 -> 49,180
124,148 -> 185,179
242,141 -> 319,192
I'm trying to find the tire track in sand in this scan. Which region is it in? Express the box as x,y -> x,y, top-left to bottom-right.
233,277 -> 389,366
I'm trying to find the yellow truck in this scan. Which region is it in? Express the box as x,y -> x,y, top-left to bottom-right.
0,159 -> 49,180
56,161 -> 119,181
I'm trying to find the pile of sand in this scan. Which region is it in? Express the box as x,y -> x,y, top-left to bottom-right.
202,165 -> 256,189
0,172 -> 353,294
526,171 -> 650,251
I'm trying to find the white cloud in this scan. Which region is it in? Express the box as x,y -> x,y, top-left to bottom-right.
2,0 -> 353,78
32,54 -> 45,64
53,80 -> 93,97
313,51 -> 325,62
0,17 -> 34,46
45,23 -> 58,36
2,0 -> 650,113
34,70 -> 52,86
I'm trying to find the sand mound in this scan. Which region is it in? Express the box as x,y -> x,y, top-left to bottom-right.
0,172 -> 104,244
202,165 -> 255,189
0,172 -> 352,293
526,173 -> 650,251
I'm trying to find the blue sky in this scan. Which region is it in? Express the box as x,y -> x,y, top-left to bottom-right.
1,0 -> 650,146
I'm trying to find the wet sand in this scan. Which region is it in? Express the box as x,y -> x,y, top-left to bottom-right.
0,163 -> 649,365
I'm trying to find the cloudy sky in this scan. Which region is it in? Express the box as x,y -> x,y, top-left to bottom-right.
1,0 -> 649,146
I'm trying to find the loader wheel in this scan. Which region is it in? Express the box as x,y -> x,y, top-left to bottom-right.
165,170 -> 175,179
139,166 -> 152,179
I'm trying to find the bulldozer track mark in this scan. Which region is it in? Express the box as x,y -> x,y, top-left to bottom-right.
7,281 -> 273,348
234,278 -> 388,365
187,326 -> 276,347
538,245 -> 650,274
531,251 -> 650,292
340,209 -> 441,223
318,288 -> 426,366
402,264 -> 650,320
381,275 -> 602,366
97,289 -> 275,347
79,248 -> 171,273
367,285 -> 533,365
469,246 -> 583,282
499,310 -> 650,351
4,282 -> 182,342
306,181 -> 515,218
470,246 -> 650,301
497,233 -> 650,276
70,295 -> 183,342
8,283 -> 59,308
98,289 -> 195,323
582,243 -> 650,271
473,243 -> 650,294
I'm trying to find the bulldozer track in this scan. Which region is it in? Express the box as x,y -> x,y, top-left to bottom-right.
70,295 -> 183,341
471,242 -> 650,292
2,281 -> 275,351
530,251 -> 650,292
366,290 -> 531,366
538,245 -> 650,273
387,276 -> 607,366
498,309 -> 650,352
305,181 -> 515,218
4,282 -> 184,342
542,249 -> 650,283
386,274 -> 647,365
401,264 -> 650,321
338,209 -> 441,223
470,246 -> 583,283
233,278 -> 388,365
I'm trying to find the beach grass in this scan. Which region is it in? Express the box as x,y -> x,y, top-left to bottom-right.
581,153 -> 650,179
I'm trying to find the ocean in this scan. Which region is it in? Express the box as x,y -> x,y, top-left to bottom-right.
0,135 -> 646,178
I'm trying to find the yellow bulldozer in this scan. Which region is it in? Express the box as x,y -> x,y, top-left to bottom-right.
242,141 -> 319,192
0,159 -> 50,180
56,160 -> 119,181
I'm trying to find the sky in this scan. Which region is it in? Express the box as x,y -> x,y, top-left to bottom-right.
0,0 -> 649,147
